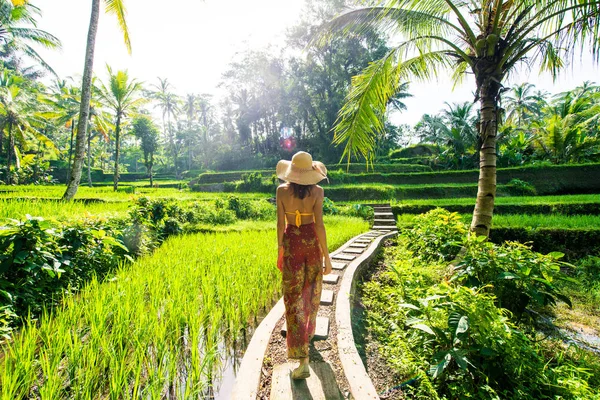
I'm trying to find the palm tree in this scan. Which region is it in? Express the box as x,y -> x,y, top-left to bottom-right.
182,93 -> 198,170
96,66 -> 143,191
416,102 -> 479,168
532,114 -> 600,163
63,0 -> 130,200
323,0 -> 600,236
0,69 -> 55,184
387,81 -> 413,112
41,78 -> 111,185
0,0 -> 61,73
532,87 -> 600,162
131,115 -> 159,186
504,83 -> 545,127
150,77 -> 180,177
40,79 -> 80,183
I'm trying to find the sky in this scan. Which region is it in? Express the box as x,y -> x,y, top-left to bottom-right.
35,0 -> 600,126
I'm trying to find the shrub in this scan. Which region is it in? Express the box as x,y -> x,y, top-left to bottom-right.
341,204 -> 374,220
505,178 -> 537,195
0,216 -> 67,317
0,216 -> 130,323
238,172 -> 265,192
452,238 -> 574,318
362,239 -> 599,400
404,208 -> 468,262
389,144 -> 441,158
191,202 -> 237,225
225,195 -> 275,220
490,227 -> 600,260
322,197 -> 339,215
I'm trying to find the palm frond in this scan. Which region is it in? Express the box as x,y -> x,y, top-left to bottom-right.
334,49 -> 454,164
7,26 -> 61,48
333,49 -> 401,165
316,6 -> 455,47
104,0 -> 131,53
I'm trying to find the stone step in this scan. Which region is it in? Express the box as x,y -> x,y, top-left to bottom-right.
332,254 -> 355,261
355,239 -> 372,244
372,225 -> 398,231
271,362 -> 343,400
320,290 -> 334,305
349,243 -> 368,248
332,262 -> 346,270
323,274 -> 339,284
281,316 -> 329,340
373,219 -> 396,224
344,247 -> 364,254
374,212 -> 394,217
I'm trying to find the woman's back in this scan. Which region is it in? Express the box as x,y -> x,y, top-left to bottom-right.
278,183 -> 322,226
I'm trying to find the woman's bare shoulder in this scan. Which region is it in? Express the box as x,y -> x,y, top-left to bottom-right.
314,185 -> 324,197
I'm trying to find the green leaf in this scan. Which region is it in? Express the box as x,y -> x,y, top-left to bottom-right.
548,251 -> 564,259
398,303 -> 420,311
429,353 -> 451,379
455,315 -> 469,335
554,292 -> 573,308
498,271 -> 520,280
411,323 -> 435,336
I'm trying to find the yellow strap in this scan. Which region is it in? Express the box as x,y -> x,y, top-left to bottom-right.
286,211 -> 313,227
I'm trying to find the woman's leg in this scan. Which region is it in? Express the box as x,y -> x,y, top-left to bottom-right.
282,230 -> 310,359
304,241 -> 323,342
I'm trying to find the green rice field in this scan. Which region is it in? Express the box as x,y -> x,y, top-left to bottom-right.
0,215 -> 367,398
0,185 -> 269,201
396,212 -> 600,229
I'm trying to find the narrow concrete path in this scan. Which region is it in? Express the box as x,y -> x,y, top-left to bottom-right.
233,204 -> 397,400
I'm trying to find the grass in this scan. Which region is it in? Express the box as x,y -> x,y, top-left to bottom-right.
0,185 -> 270,202
396,213 -> 600,229
339,194 -> 600,206
0,198 -> 131,220
0,215 -> 367,398
394,194 -> 600,206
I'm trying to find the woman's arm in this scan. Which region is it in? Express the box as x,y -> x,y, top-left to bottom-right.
313,187 -> 332,274
276,185 -> 286,248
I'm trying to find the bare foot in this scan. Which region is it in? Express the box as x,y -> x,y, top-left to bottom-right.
291,362 -> 310,380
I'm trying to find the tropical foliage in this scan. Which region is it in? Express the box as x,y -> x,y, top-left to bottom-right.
323,0 -> 600,236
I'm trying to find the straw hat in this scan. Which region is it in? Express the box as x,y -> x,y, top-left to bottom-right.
276,151 -> 328,185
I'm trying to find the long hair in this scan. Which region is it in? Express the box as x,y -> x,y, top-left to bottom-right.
289,182 -> 314,200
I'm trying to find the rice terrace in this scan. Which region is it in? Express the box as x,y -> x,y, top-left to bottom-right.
1,0 -> 600,399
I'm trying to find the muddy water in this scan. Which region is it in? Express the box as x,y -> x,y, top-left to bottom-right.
207,307 -> 273,399
561,327 -> 600,355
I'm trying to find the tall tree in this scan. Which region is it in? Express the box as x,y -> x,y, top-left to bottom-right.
324,0 -> 600,236
0,69 -> 55,183
131,115 -> 159,186
40,79 -> 80,183
96,66 -> 143,191
504,83 -> 545,127
63,0 -> 130,200
0,0 -> 61,73
150,78 -> 180,177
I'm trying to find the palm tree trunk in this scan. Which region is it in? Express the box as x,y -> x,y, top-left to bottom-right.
470,82 -> 500,237
66,118 -> 75,185
6,122 -> 13,185
168,114 -> 178,178
0,125 -> 4,158
62,0 -> 100,201
87,128 -> 92,187
113,115 -> 121,191
148,152 -> 154,187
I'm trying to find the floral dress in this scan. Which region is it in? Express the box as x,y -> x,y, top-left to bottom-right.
279,222 -> 323,359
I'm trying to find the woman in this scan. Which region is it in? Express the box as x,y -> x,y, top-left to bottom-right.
276,151 -> 333,380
